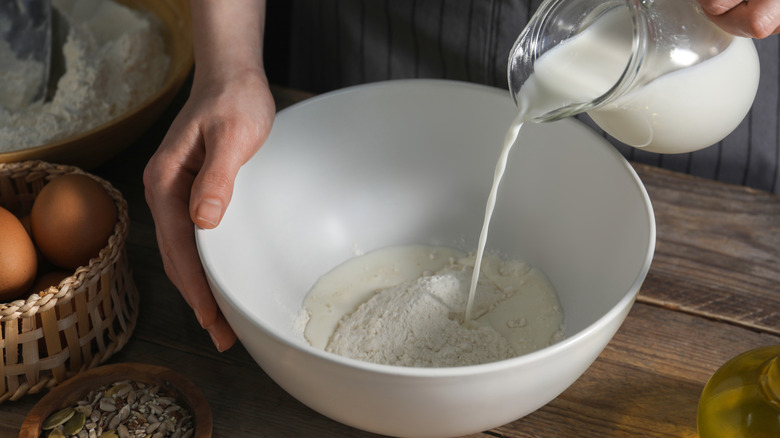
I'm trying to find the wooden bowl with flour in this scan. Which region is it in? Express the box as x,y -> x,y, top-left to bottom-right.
0,0 -> 193,169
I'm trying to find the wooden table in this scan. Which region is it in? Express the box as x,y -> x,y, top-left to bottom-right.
3,82 -> 779,437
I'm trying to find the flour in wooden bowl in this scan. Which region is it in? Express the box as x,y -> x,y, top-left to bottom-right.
0,0 -> 169,151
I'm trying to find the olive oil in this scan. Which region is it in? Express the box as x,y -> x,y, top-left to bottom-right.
698,345 -> 780,437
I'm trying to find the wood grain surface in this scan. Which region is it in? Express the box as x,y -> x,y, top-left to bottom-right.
4,82 -> 779,438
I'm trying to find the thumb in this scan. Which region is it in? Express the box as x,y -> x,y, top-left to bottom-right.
190,129 -> 259,229
190,166 -> 235,230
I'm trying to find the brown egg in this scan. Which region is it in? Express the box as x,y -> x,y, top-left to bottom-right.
20,214 -> 54,273
0,206 -> 38,301
29,270 -> 73,296
31,174 -> 118,270
19,213 -> 32,235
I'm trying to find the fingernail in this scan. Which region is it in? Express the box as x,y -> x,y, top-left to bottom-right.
193,307 -> 205,327
196,198 -> 222,228
207,326 -> 224,351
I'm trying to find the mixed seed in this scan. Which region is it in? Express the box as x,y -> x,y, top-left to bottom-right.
42,380 -> 194,438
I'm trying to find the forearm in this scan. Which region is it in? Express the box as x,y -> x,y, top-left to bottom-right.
190,0 -> 267,87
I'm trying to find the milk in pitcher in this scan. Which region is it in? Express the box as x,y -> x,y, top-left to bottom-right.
514,6 -> 760,153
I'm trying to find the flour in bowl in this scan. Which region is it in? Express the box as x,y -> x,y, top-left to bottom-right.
0,0 -> 169,151
302,246 -> 565,367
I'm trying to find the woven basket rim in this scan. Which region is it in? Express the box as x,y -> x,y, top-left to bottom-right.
0,160 -> 130,316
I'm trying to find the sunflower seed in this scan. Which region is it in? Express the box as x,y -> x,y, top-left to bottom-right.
145,422 -> 160,434
107,413 -> 121,431
116,385 -> 133,398
148,404 -> 163,416
156,397 -> 175,406
126,389 -> 137,406
104,383 -> 129,399
116,424 -> 130,438
99,398 -> 117,412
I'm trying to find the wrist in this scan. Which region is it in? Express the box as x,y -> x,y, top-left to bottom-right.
190,0 -> 267,89
193,62 -> 268,92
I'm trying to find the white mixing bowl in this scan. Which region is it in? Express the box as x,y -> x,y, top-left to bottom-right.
196,79 -> 655,438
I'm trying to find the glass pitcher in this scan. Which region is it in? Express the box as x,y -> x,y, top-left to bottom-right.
507,0 -> 760,154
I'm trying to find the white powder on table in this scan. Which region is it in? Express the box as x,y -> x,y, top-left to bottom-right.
304,246 -> 565,368
0,0 -> 169,151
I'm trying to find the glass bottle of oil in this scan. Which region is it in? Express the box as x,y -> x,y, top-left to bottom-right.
698,345 -> 780,437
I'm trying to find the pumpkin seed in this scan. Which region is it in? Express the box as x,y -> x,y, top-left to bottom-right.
62,412 -> 86,435
48,428 -> 66,438
43,407 -> 75,430
104,383 -> 130,399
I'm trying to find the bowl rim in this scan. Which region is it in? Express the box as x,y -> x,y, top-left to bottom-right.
197,78 -> 657,377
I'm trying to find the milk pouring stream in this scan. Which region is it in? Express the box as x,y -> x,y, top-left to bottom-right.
467,0 -> 760,319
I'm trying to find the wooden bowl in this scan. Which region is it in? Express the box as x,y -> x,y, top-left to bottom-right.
0,0 -> 194,170
19,362 -> 212,438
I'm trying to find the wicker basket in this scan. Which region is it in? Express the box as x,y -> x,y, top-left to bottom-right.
0,161 -> 139,403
